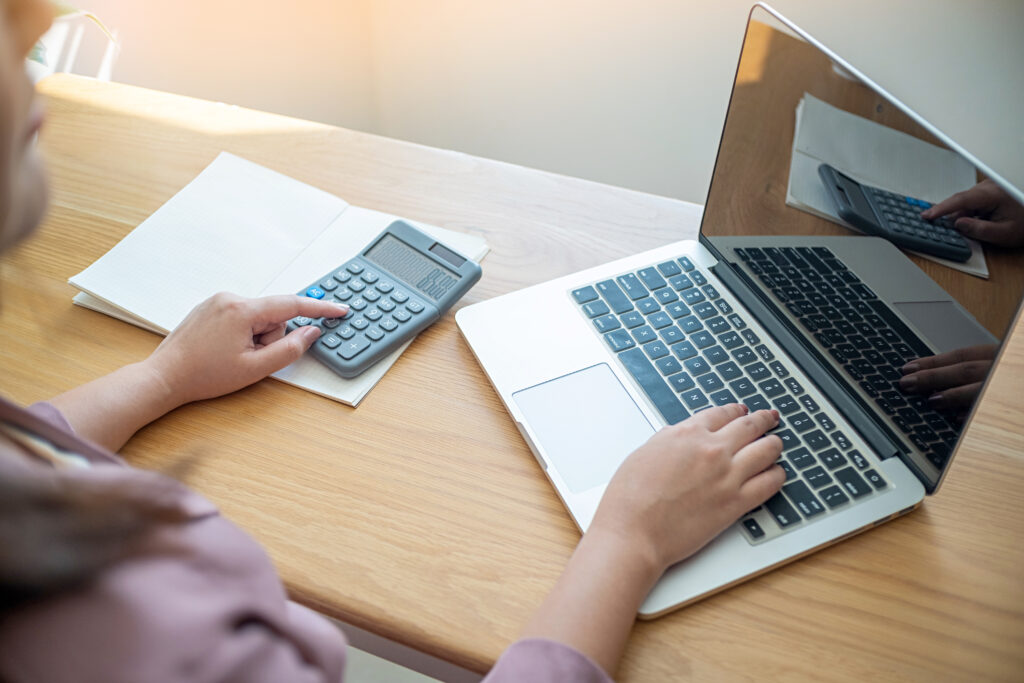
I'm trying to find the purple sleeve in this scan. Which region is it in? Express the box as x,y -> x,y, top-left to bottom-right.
482,639 -> 613,683
26,401 -> 75,433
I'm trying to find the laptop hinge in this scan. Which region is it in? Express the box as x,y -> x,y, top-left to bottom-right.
712,262 -> 902,461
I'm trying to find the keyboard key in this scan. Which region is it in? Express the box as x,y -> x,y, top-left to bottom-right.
704,345 -> 729,365
718,361 -> 743,381
638,267 -> 667,290
820,448 -> 847,470
391,290 -> 410,304
637,298 -> 660,315
621,311 -> 645,329
655,356 -> 682,376
702,284 -> 720,299
659,326 -> 685,345
365,308 -> 383,321
671,341 -> 697,360
774,429 -> 799,450
789,411 -> 815,433
664,302 -> 691,319
789,447 -> 815,469
820,485 -> 850,509
333,270 -> 352,283
849,450 -> 869,470
773,395 -> 800,415
729,313 -> 748,329
667,372 -> 696,393
755,344 -> 775,361
831,431 -> 853,450
320,334 -> 342,349
710,389 -> 738,405
864,469 -> 887,489
694,302 -> 718,319
682,289 -> 706,305
779,459 -> 797,481
707,316 -> 730,334
733,347 -> 757,365
740,329 -> 759,345
648,312 -> 673,329
393,309 -> 412,323
361,270 -> 379,284
691,330 -> 715,349
596,280 -> 634,314
593,314 -> 620,333
719,331 -> 743,350
834,467 -> 872,499
319,279 -> 338,292
697,373 -> 725,392
338,336 -> 370,359
678,315 -> 703,333
804,466 -> 832,489
758,378 -> 785,398
765,492 -> 801,527
804,430 -> 830,451
378,299 -> 396,313
769,360 -> 789,378
366,327 -> 385,342
363,289 -> 381,303
799,395 -> 820,413
654,288 -> 679,305
604,329 -> 636,352
617,273 -> 649,300
380,318 -> 398,332
681,388 -> 709,410
350,317 -> 369,330
684,356 -> 712,376
729,377 -> 756,398
783,480 -> 826,518
669,274 -> 694,291
349,280 -> 367,293
747,362 -> 771,381
744,394 -> 770,412
678,256 -> 696,271
346,262 -> 364,274
691,271 -> 708,286
741,517 -> 765,539
814,413 -> 836,431
657,260 -> 682,277
582,300 -> 610,318
715,299 -> 733,315
644,341 -> 670,360
619,348 -> 690,425
375,281 -> 394,294
305,286 -> 326,299
783,378 -> 804,395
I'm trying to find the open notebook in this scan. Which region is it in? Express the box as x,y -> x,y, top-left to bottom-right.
70,153 -> 489,406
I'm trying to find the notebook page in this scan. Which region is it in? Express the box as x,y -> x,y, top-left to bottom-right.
69,153 -> 348,332
261,206 -> 490,405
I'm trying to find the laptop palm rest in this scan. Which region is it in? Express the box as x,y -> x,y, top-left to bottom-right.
513,364 -> 655,494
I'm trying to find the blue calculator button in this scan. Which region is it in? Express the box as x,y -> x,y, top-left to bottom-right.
306,287 -> 325,299
346,263 -> 364,275
407,301 -> 424,314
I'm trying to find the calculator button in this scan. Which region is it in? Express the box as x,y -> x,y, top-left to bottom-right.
361,271 -> 379,284
378,299 -> 396,313
321,317 -> 341,329
318,279 -> 338,292
365,308 -> 383,321
338,326 -> 356,340
363,289 -> 381,302
348,281 -> 367,293
338,336 -> 370,359
393,309 -> 412,323
350,317 -> 369,330
366,327 -> 385,342
380,318 -> 399,332
392,291 -> 410,304
349,298 -> 367,311
305,287 -> 326,299
346,263 -> 364,274
320,334 -> 342,349
291,316 -> 313,326
334,289 -> 353,302
333,270 -> 352,283
407,301 -> 424,314
376,281 -> 395,294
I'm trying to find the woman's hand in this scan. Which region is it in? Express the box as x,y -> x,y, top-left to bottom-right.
921,180 -> 1024,248
899,343 -> 999,419
520,404 -> 784,677
589,403 -> 784,572
144,292 -> 349,407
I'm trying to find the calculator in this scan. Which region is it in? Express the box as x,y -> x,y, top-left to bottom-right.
287,220 -> 482,378
818,163 -> 971,262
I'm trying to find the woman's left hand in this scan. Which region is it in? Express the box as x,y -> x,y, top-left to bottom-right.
145,292 -> 349,406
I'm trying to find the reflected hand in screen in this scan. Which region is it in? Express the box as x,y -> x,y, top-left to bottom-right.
921,180 -> 1024,248
899,343 -> 999,418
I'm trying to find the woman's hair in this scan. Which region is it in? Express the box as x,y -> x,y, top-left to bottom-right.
0,473 -> 189,614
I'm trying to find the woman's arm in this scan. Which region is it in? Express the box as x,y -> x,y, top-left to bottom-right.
49,293 -> 348,451
514,404 -> 784,677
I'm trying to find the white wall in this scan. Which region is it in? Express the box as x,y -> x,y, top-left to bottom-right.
64,1 -> 1024,204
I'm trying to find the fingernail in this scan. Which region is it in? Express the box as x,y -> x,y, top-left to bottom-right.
304,326 -> 323,339
928,393 -> 943,405
899,376 -> 917,391
901,362 -> 920,374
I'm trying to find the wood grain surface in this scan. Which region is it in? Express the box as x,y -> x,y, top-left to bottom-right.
0,73 -> 1021,681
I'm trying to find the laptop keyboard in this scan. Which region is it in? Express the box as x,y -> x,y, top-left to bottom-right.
570,255 -> 889,544
734,246 -> 959,471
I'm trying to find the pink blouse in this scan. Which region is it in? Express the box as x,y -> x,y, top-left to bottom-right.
0,397 -> 611,683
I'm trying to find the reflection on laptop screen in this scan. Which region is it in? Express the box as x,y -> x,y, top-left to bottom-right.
700,8 -> 1024,491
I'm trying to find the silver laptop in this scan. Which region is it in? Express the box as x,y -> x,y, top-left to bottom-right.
457,4 -> 1024,618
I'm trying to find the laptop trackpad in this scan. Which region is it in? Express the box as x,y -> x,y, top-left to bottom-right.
512,364 -> 655,493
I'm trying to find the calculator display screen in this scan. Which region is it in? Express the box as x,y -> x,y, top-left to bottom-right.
364,234 -> 461,301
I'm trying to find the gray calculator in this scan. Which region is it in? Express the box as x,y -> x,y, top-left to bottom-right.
818,163 -> 971,262
287,220 -> 482,378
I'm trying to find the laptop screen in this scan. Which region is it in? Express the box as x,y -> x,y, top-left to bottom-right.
699,6 -> 1024,491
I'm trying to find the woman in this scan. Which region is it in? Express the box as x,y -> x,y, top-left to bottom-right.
0,1 -> 785,680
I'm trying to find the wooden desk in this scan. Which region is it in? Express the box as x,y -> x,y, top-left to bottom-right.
1,74 -> 1022,681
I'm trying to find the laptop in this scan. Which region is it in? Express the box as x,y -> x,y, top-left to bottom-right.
456,3 -> 1024,618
